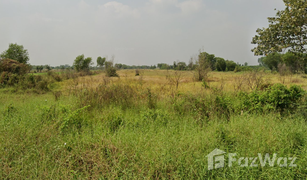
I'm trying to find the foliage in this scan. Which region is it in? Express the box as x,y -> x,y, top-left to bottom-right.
0,59 -> 29,75
73,54 -> 92,72
198,52 -> 216,71
2,71 -> 307,179
252,0 -> 307,55
45,65 -> 51,71
105,61 -> 118,77
240,83 -> 304,114
262,52 -> 283,71
96,56 -> 106,68
215,57 -> 226,71
36,65 -> 44,72
60,105 -> 90,134
226,60 -> 237,71
0,43 -> 30,64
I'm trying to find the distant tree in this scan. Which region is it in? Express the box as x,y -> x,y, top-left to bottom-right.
226,60 -> 237,71
177,62 -> 187,70
188,58 -> 194,70
173,61 -> 177,69
60,65 -> 66,71
198,52 -> 216,71
115,63 -> 123,69
263,52 -> 283,71
195,52 -> 211,81
282,52 -> 304,73
97,56 -> 106,69
0,43 -> 30,64
215,57 -> 226,71
45,65 -> 51,71
73,54 -> 92,72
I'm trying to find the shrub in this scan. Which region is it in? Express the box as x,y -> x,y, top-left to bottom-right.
0,59 -> 29,75
240,84 -> 305,114
106,67 -> 118,77
135,69 -> 140,76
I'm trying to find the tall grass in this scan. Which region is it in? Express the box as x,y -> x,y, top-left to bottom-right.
1,70 -> 307,179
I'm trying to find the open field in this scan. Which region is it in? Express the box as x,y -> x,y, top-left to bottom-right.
1,70 -> 307,179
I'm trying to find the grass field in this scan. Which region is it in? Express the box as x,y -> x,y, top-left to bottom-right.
1,69 -> 307,179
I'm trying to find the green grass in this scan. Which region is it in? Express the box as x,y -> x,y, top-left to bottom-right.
1,70 -> 307,179
1,90 -> 307,179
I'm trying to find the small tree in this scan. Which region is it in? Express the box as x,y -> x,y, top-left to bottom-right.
97,56 -> 106,69
0,43 -> 30,64
166,70 -> 182,90
73,54 -> 92,72
105,60 -> 118,77
195,52 -> 211,81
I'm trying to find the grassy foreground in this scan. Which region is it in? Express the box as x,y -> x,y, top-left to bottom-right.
1,70 -> 307,179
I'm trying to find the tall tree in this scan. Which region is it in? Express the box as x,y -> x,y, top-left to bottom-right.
252,0 -> 307,56
0,43 -> 30,64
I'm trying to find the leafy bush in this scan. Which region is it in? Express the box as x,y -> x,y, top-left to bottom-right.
240,84 -> 305,114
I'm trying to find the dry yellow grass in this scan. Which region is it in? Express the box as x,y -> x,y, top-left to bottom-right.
60,69 -> 307,95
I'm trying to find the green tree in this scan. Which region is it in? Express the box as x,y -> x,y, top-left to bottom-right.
0,43 -> 30,64
177,62 -> 187,70
226,60 -> 237,71
215,57 -> 226,71
252,0 -> 307,56
281,52 -> 304,73
45,65 -> 51,71
263,52 -> 283,71
198,52 -> 216,70
115,63 -> 123,69
195,52 -> 211,81
73,54 -> 92,72
97,56 -> 106,69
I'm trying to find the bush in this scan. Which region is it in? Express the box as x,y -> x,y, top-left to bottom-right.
106,67 -> 118,77
240,84 -> 305,114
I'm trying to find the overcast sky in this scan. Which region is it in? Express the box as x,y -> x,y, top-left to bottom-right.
0,0 -> 285,66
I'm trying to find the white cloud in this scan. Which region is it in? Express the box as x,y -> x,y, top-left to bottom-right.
147,0 -> 204,15
77,0 -> 90,11
176,0 -> 204,14
98,1 -> 140,18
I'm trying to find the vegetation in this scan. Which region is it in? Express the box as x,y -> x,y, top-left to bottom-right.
1,1 -> 307,178
252,0 -> 307,56
0,43 -> 30,64
1,69 -> 307,179
97,56 -> 106,69
73,54 -> 93,72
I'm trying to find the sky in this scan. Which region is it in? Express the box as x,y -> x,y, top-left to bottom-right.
0,0 -> 286,66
